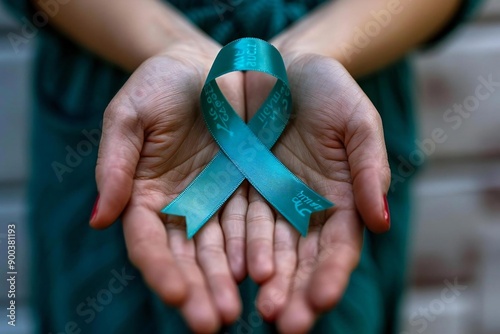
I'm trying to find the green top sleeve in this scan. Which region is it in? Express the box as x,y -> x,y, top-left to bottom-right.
2,0 -> 482,45
1,0 -> 34,18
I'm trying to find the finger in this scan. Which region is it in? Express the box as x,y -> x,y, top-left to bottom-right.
345,96 -> 392,233
167,223 -> 221,333
246,187 -> 275,283
195,218 -> 242,324
218,72 -> 246,119
122,204 -> 186,306
307,209 -> 363,312
220,182 -> 248,282
244,71 -> 277,120
92,99 -> 143,229
277,231 -> 320,334
256,215 -> 300,321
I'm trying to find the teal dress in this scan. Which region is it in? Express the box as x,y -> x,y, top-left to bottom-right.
3,1 -> 481,333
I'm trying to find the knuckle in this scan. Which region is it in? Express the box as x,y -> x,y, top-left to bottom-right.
248,236 -> 273,250
223,212 -> 246,224
247,214 -> 272,226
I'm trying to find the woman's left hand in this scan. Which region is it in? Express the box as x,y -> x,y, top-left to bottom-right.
244,53 -> 392,333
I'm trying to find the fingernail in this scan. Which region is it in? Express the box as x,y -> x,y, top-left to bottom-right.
383,194 -> 390,228
90,193 -> 100,223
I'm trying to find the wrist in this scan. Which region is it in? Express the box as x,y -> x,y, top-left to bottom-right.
132,1 -> 222,72
272,35 -> 347,71
153,36 -> 221,78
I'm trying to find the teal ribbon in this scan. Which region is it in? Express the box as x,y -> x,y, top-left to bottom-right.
162,38 -> 333,238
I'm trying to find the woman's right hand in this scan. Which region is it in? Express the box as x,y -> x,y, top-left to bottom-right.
91,41 -> 247,333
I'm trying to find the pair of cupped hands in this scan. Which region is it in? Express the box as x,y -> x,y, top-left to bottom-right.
90,39 -> 391,334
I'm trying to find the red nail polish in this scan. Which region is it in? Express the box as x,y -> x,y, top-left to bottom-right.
383,195 -> 390,228
90,194 -> 100,222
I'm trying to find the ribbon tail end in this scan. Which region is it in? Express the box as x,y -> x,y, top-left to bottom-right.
185,215 -> 213,239
290,218 -> 310,237
161,205 -> 211,240
288,200 -> 335,237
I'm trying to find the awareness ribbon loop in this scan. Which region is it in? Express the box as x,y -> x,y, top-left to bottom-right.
162,38 -> 333,238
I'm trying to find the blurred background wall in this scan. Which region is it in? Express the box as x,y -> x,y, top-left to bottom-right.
0,2 -> 33,333
400,1 -> 500,333
0,1 -> 499,333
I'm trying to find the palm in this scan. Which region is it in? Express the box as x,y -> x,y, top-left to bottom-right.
244,54 -> 390,333
96,54 -> 247,332
96,50 -> 390,333
131,59 -> 223,208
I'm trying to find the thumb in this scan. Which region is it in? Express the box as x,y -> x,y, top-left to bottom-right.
345,98 -> 392,234
90,99 -> 143,229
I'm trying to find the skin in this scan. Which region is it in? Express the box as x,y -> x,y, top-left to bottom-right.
93,49 -> 247,333
245,53 -> 394,333
271,0 -> 461,77
32,0 -> 462,332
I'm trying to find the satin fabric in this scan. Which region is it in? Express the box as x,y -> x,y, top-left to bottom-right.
1,0 -> 483,332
